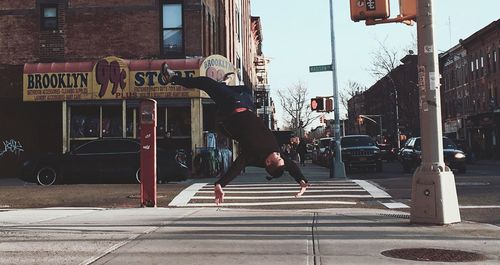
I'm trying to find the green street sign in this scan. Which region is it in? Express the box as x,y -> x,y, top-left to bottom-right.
309,64 -> 332,72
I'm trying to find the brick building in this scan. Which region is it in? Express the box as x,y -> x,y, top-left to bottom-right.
0,0 -> 262,178
347,54 -> 419,148
441,19 -> 500,158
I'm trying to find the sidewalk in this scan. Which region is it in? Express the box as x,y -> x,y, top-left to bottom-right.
0,164 -> 499,264
0,207 -> 499,264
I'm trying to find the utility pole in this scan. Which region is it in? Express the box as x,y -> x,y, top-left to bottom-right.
411,0 -> 461,224
329,0 -> 346,178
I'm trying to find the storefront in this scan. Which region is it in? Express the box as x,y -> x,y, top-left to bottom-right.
23,55 -> 237,164
465,112 -> 500,159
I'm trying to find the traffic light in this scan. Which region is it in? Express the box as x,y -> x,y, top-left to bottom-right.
350,0 -> 390,22
320,115 -> 325,124
311,97 -> 325,112
325,98 -> 333,112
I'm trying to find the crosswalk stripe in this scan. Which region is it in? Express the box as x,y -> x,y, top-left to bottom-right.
179,201 -> 357,207
204,182 -> 355,187
352,180 -> 391,199
196,189 -> 365,194
193,194 -> 372,200
199,186 -> 360,190
168,183 -> 207,207
169,179 -> 393,208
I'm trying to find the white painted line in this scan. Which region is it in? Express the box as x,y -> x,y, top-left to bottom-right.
459,205 -> 500,209
199,186 -> 360,190
205,182 -> 355,187
168,183 -> 207,207
193,194 -> 371,200
196,189 -> 365,194
353,179 -> 391,199
183,201 -> 357,207
456,182 -> 490,186
382,202 -> 410,209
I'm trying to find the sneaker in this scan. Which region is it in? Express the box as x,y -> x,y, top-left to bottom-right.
160,62 -> 176,84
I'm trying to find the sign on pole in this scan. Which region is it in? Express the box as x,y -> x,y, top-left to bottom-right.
309,64 -> 332,72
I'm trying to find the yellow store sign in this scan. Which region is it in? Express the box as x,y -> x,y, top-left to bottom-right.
23,55 -> 233,102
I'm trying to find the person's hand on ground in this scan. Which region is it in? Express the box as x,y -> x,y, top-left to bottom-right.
214,184 -> 224,205
295,180 -> 310,198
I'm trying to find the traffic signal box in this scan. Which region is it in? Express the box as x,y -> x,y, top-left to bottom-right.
325,98 -> 333,112
311,97 -> 334,112
311,97 -> 325,111
350,0 -> 390,22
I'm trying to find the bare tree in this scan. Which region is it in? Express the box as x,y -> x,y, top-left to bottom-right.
276,81 -> 318,137
367,37 -> 416,149
368,38 -> 403,80
340,80 -> 366,118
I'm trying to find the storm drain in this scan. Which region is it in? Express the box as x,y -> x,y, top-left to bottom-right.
379,213 -> 410,219
381,248 -> 487,262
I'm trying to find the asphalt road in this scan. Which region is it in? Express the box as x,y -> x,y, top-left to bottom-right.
1,159 -> 498,226
351,160 -> 500,226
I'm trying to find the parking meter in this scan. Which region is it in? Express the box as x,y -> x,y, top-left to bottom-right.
140,99 -> 157,207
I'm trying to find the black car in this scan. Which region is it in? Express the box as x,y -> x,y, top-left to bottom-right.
312,137 -> 334,166
376,143 -> 397,162
331,135 -> 382,172
398,136 -> 466,173
20,138 -> 189,185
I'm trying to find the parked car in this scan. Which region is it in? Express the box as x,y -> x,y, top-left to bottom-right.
20,138 -> 189,185
331,135 -> 382,172
312,137 -> 334,166
376,142 -> 397,161
398,136 -> 466,173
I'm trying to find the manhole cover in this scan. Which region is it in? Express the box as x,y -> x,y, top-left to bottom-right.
381,248 -> 486,262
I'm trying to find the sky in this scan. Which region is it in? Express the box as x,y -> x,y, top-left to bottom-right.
250,0 -> 500,130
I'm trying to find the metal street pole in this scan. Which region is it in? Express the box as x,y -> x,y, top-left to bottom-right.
411,0 -> 460,224
329,0 -> 346,178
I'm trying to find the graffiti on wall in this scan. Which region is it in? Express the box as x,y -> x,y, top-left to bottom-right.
0,139 -> 24,158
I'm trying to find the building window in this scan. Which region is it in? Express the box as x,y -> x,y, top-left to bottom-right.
71,105 -> 123,139
70,106 -> 100,139
162,3 -> 183,56
41,5 -> 58,30
101,106 -> 122,138
167,107 -> 190,137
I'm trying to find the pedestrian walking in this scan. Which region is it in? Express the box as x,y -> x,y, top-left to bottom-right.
161,63 -> 309,205
296,138 -> 307,166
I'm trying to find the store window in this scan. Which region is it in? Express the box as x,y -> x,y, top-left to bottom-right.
167,107 -> 190,137
41,5 -> 58,30
162,3 -> 183,56
157,107 -> 167,138
70,106 -> 99,139
71,105 -> 123,139
126,108 -> 136,138
101,106 -> 122,137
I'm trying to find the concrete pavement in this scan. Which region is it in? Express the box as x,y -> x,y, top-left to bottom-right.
0,207 -> 499,264
1,163 -> 499,264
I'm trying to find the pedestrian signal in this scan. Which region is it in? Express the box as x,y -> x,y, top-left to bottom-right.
325,98 -> 333,112
350,0 -> 390,22
356,115 -> 364,125
311,97 -> 325,112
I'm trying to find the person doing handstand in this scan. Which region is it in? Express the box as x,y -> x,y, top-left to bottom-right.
161,63 -> 309,205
